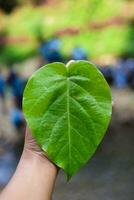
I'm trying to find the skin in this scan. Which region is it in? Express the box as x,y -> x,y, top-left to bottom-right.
0,128 -> 58,200
0,101 -> 114,200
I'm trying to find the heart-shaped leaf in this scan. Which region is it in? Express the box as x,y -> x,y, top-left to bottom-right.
23,61 -> 112,180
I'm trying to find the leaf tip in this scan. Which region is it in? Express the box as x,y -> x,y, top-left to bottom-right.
66,173 -> 72,182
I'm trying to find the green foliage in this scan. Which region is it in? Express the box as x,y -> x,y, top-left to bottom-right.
23,61 -> 112,179
61,26 -> 127,57
0,0 -> 133,63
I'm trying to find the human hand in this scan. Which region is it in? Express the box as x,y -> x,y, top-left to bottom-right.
23,127 -> 58,173
0,127 -> 58,200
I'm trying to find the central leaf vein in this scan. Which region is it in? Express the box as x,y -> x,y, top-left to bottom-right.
67,78 -> 71,170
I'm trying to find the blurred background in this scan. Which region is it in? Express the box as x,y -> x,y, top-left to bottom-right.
0,0 -> 134,199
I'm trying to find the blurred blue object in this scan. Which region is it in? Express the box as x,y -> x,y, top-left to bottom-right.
100,66 -> 114,86
125,58 -> 134,72
12,77 -> 24,97
48,38 -> 61,51
39,38 -> 63,63
10,108 -> 24,130
125,59 -> 134,89
0,74 -> 6,98
7,70 -> 26,108
72,47 -> 88,60
114,60 -> 127,88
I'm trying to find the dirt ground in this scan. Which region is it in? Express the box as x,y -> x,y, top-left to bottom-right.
0,88 -> 134,200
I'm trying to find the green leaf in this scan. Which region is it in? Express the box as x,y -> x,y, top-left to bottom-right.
23,60 -> 112,180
